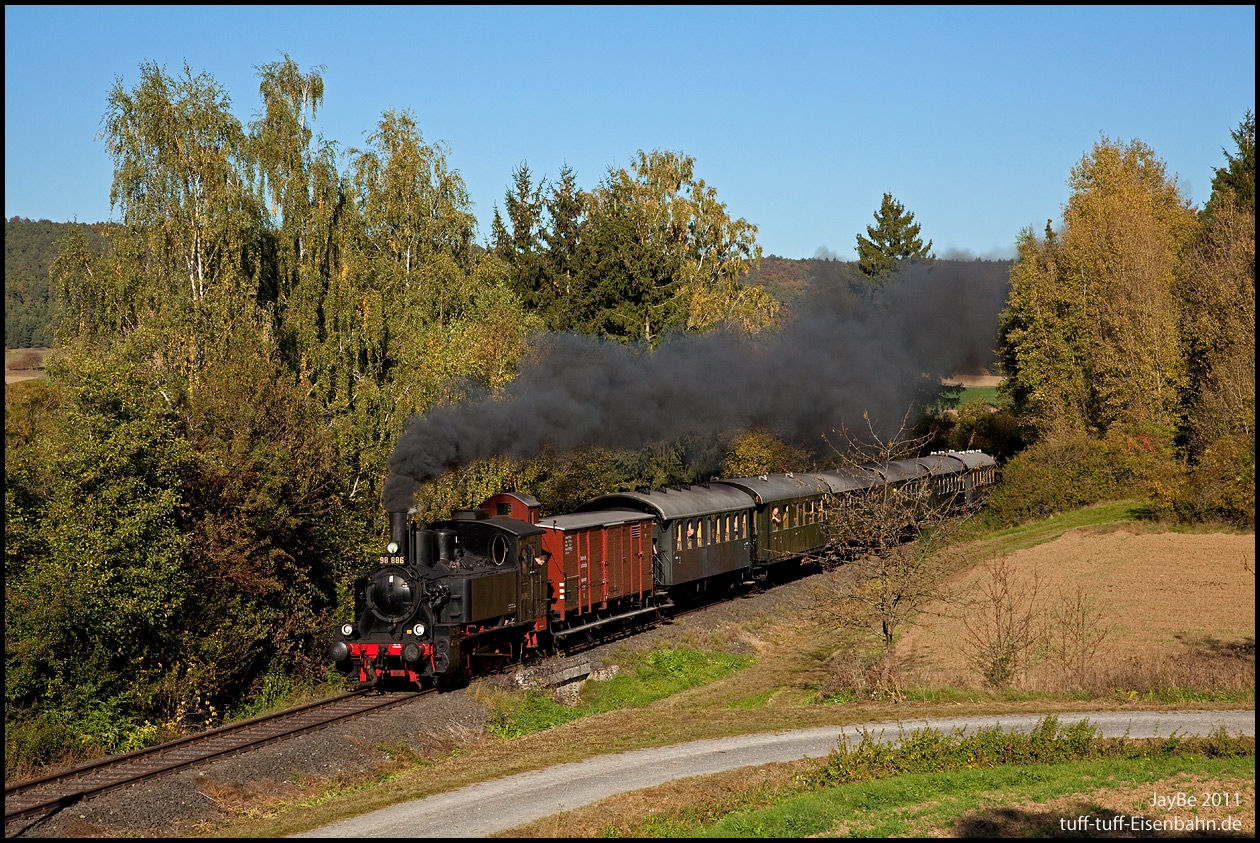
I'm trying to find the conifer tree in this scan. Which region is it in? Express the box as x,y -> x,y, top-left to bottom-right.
855,193 -> 934,282
1208,109 -> 1255,214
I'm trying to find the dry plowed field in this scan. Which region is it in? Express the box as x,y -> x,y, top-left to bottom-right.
899,527 -> 1255,687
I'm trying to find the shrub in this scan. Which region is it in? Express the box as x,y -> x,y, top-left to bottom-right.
6,351 -> 43,371
1160,433 -> 1255,528
983,429 -> 1176,526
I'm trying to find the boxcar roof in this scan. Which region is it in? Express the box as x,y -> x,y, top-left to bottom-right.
711,472 -> 832,505
490,490 -> 542,508
576,484 -> 754,521
536,509 -> 654,532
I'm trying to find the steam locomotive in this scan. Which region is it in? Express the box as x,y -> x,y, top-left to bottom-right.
329,450 -> 997,689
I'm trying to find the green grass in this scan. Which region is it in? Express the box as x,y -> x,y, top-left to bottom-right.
4,347 -> 50,369
961,498 -> 1145,554
610,719 -> 1256,837
486,648 -> 753,738
958,385 -> 999,406
690,755 -> 1255,838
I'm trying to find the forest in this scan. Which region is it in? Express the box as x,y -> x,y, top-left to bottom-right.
3,55 -> 1253,776
5,218 -> 109,348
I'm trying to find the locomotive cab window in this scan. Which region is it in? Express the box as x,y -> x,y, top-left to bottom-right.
491,534 -> 510,566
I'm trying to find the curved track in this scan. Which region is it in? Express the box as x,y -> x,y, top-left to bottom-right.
4,689 -> 423,836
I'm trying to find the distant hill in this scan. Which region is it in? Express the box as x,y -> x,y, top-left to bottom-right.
5,217 -> 110,348
749,254 -> 1011,309
2,222 -> 1013,355
745,256 -> 866,307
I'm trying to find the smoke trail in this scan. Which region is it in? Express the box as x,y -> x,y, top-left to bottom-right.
383,261 -> 1009,510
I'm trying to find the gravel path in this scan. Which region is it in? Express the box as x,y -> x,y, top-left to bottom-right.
296,710 -> 1257,838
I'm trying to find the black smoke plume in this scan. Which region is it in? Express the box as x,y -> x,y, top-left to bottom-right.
383,261 -> 1010,510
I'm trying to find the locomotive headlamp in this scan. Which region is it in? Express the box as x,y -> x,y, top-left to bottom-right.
386,541 -> 400,555
341,623 -> 353,637
412,622 -> 426,636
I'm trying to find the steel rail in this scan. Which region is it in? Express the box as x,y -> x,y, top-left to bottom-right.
4,689 -> 424,835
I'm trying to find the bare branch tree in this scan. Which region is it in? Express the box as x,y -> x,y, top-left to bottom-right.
960,558 -> 1044,688
1044,583 -> 1113,688
820,413 -> 975,658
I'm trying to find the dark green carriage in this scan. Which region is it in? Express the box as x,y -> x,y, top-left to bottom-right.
712,473 -> 837,571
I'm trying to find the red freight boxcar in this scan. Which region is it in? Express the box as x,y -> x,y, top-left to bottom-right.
536,509 -> 657,644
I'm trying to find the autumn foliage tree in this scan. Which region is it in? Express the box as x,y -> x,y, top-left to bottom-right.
1172,113 -> 1255,524
997,122 -> 1254,526
6,57 -> 781,773
998,137 -> 1198,443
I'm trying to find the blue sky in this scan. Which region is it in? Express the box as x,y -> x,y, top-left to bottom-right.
5,5 -> 1254,261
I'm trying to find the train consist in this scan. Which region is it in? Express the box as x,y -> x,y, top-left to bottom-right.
329,450 -> 997,689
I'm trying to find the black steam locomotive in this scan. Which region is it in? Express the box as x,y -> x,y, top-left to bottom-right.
330,450 -> 996,689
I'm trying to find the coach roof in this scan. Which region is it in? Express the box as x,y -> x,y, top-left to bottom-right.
575,484 -> 754,522
711,473 -> 831,506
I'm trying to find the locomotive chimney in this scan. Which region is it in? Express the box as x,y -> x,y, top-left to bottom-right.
389,511 -> 408,548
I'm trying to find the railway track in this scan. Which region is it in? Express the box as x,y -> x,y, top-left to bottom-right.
4,689 -> 423,837
3,569 -> 816,837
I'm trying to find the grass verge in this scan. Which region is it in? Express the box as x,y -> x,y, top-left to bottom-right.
483,648 -> 752,738
505,718 -> 1255,838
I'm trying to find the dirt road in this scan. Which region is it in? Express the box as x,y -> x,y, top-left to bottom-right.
295,709 -> 1255,838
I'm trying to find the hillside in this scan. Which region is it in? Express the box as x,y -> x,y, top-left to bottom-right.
4,217 -> 110,348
